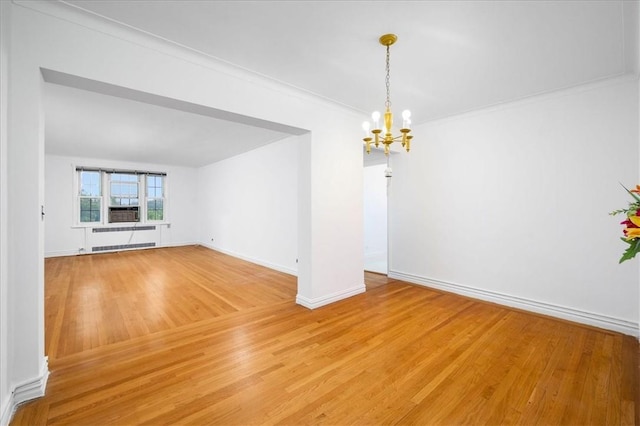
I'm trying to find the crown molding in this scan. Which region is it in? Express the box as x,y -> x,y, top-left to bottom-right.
11,0 -> 362,117
418,73 -> 638,129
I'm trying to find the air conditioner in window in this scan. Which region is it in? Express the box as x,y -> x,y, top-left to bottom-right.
108,206 -> 140,223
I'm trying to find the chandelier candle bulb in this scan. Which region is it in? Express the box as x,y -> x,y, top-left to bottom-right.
361,34 -> 415,156
402,110 -> 411,129
362,121 -> 370,137
362,122 -> 373,154
371,111 -> 381,130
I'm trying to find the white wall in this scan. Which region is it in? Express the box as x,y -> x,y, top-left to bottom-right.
3,2 -> 364,420
389,76 -> 640,336
198,136 -> 299,275
6,2 -> 48,417
0,1 -> 10,424
44,155 -> 199,257
363,164 -> 388,273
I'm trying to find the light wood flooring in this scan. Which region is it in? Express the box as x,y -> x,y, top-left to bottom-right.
12,245 -> 639,425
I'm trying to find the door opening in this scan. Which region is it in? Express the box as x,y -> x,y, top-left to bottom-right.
363,163 -> 388,274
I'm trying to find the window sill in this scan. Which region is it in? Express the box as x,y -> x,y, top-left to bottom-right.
72,222 -> 171,229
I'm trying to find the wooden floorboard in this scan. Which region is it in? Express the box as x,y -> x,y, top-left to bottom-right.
11,245 -> 639,425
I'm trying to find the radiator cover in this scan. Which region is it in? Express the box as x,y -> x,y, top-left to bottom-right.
92,242 -> 156,252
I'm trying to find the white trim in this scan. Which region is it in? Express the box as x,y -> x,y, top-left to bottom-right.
71,221 -> 172,229
201,243 -> 297,277
388,270 -> 640,338
160,241 -> 198,249
296,284 -> 366,310
14,0 -> 362,117
420,73 -> 639,127
0,396 -> 11,426
45,241 -> 201,258
44,249 -> 82,258
1,357 -> 49,426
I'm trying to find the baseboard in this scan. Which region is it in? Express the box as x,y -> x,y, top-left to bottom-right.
44,249 -> 81,258
44,242 -> 200,258
389,270 -> 639,337
296,284 -> 366,310
0,396 -> 11,426
1,357 -> 49,426
201,243 -> 297,276
163,241 -> 199,248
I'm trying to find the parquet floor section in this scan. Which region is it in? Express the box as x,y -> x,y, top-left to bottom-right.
12,245 -> 639,425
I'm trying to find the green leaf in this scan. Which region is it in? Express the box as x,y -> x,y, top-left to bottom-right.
620,183 -> 640,203
610,208 -> 629,216
619,237 -> 640,263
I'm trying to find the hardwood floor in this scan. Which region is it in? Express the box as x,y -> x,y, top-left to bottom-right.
12,246 -> 639,425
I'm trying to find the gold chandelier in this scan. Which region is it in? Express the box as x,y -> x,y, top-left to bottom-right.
362,34 -> 413,156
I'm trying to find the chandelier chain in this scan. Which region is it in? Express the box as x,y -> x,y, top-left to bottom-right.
385,44 -> 391,110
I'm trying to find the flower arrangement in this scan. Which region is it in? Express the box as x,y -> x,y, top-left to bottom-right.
610,184 -> 640,263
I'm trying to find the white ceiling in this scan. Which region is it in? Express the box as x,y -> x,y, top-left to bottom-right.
44,80 -> 298,167
44,0 -> 638,167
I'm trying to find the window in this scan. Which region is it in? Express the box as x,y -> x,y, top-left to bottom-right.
110,173 -> 139,206
146,174 -> 164,221
79,170 -> 101,223
75,167 -> 167,226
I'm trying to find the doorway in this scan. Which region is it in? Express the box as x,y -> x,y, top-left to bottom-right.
363,162 -> 388,274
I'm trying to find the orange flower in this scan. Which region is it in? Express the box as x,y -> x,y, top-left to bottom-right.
626,228 -> 640,239
623,216 -> 640,239
630,185 -> 640,194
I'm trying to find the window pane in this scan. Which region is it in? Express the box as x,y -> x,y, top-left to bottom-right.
146,175 -> 164,221
147,175 -> 163,198
147,199 -> 163,221
110,174 -> 138,206
80,171 -> 101,196
80,197 -> 101,222
111,173 -> 137,182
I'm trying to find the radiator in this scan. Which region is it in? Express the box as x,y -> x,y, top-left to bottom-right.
87,225 -> 160,253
